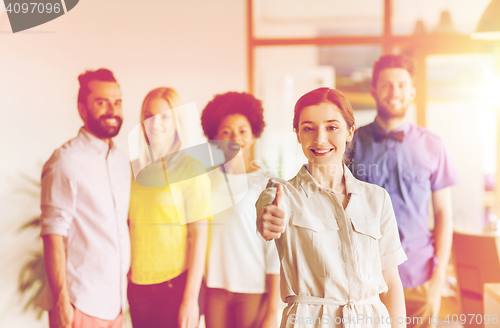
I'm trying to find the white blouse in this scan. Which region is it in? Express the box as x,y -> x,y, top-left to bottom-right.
256,165 -> 407,327
205,168 -> 280,294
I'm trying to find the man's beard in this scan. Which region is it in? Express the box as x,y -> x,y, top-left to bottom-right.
86,110 -> 123,139
375,100 -> 408,121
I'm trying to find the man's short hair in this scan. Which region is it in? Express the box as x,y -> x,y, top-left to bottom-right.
371,54 -> 415,87
77,69 -> 118,105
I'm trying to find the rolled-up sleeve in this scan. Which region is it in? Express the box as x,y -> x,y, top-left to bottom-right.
378,189 -> 407,270
40,154 -> 77,237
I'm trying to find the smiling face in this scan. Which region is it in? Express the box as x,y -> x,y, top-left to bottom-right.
214,114 -> 255,156
296,102 -> 354,167
371,68 -> 416,120
78,80 -> 123,140
141,97 -> 177,158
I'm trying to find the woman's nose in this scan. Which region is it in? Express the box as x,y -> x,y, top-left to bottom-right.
316,129 -> 327,144
153,116 -> 162,129
230,131 -> 240,142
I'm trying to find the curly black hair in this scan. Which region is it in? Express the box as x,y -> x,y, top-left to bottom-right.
201,92 -> 265,140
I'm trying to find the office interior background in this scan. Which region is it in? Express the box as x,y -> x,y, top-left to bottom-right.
1,0 -> 500,327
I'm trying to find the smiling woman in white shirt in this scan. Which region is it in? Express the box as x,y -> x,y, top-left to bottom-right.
201,92 -> 281,328
256,87 -> 408,328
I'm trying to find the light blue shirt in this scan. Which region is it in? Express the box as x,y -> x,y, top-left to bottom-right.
40,128 -> 131,319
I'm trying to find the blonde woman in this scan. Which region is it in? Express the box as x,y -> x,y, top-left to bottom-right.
128,88 -> 211,328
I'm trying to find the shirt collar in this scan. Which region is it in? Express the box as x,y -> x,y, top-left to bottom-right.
371,119 -> 411,134
78,127 -> 114,157
298,164 -> 363,198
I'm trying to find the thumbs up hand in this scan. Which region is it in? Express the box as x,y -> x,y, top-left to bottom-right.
257,184 -> 287,240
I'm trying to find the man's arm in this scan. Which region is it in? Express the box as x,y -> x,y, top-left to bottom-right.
432,186 -> 454,269
43,234 -> 74,328
426,187 -> 454,311
380,267 -> 406,328
431,187 -> 453,280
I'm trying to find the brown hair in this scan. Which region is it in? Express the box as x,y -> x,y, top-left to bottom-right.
77,68 -> 118,106
293,87 -> 355,133
371,54 -> 415,87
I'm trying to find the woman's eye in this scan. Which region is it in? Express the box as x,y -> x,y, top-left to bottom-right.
303,126 -> 313,132
327,126 -> 338,131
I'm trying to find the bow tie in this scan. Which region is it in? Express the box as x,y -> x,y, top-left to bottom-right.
373,126 -> 405,142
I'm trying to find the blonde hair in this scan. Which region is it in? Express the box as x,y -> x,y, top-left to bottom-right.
137,87 -> 187,171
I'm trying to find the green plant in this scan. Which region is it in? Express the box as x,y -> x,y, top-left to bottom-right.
17,173 -> 45,320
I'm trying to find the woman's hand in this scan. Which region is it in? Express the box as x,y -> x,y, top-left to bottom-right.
178,297 -> 199,328
257,185 -> 286,240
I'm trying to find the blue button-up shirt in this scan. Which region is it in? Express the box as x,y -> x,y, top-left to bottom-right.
349,121 -> 460,288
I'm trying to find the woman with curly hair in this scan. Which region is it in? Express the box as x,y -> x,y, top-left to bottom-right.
201,92 -> 281,328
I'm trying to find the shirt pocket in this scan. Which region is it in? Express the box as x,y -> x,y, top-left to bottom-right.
290,212 -> 340,279
350,216 -> 381,281
402,169 -> 430,203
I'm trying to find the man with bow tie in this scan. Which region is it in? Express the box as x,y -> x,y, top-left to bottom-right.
348,54 -> 460,328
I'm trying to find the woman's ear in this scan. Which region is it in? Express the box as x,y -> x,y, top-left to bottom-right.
347,125 -> 355,142
295,130 -> 301,144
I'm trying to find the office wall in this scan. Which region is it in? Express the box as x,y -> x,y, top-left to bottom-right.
0,0 -> 246,326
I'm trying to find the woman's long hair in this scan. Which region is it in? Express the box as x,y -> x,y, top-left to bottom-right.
133,87 -> 187,178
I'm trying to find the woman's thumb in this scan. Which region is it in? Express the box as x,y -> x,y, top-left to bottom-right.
272,184 -> 283,208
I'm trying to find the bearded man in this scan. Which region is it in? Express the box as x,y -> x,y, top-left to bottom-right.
349,54 -> 460,328
40,69 -> 131,328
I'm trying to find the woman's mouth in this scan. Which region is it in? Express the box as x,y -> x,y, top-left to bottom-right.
230,143 -> 241,151
311,148 -> 333,156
